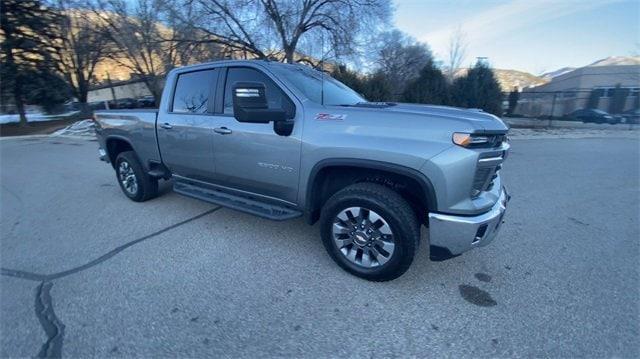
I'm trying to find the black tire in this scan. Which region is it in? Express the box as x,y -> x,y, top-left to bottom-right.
319,183 -> 420,281
114,151 -> 158,202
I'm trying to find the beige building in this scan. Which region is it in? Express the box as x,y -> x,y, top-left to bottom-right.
87,79 -> 153,103
517,64 -> 640,117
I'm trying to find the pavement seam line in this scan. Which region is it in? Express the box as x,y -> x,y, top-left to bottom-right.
45,206 -> 222,280
4,206 -> 221,358
1,206 -> 221,282
0,268 -> 48,282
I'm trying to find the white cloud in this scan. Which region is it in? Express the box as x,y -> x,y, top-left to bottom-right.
421,0 -> 624,62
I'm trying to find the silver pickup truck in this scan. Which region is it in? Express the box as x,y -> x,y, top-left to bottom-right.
94,60 -> 510,281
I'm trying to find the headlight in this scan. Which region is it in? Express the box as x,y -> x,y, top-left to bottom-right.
452,133 -> 490,147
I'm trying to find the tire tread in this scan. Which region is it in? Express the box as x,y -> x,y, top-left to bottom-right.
320,182 -> 420,281
115,151 -> 158,202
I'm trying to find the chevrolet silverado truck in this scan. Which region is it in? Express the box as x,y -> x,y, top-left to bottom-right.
94,60 -> 510,281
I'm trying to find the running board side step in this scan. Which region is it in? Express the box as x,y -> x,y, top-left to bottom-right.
173,181 -> 302,221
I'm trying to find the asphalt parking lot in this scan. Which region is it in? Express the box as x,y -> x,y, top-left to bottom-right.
1,134 -> 639,358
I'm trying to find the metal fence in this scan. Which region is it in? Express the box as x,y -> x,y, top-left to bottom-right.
506,89 -> 639,121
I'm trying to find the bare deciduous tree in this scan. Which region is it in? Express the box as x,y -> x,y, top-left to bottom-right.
375,30 -> 432,99
91,0 -> 178,102
53,0 -> 110,114
173,0 -> 392,63
92,0 -> 225,102
446,26 -> 467,81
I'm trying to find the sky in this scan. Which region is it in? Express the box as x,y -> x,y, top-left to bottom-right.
393,0 -> 640,74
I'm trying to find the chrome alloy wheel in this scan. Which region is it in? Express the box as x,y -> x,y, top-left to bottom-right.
118,161 -> 138,195
332,207 -> 395,268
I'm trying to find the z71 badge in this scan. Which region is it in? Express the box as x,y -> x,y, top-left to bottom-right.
315,113 -> 346,121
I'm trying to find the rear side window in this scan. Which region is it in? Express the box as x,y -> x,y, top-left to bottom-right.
223,67 -> 294,116
172,69 -> 218,113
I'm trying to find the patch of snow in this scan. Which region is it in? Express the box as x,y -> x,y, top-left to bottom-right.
52,119 -> 96,137
0,111 -> 81,124
541,67 -> 576,80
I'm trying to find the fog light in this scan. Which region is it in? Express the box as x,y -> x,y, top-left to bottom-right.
473,224 -> 488,243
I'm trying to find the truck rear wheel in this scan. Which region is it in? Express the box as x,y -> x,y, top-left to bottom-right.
319,183 -> 419,281
115,151 -> 158,202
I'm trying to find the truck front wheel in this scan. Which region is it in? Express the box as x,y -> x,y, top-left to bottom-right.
114,151 -> 158,202
319,183 -> 420,281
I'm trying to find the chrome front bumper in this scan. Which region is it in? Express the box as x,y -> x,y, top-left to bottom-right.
428,187 -> 509,260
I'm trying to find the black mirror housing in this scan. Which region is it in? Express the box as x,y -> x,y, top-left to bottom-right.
232,81 -> 287,123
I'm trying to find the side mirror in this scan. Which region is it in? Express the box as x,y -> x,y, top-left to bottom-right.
232,82 -> 287,123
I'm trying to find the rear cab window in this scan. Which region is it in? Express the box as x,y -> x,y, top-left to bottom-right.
172,69 -> 219,114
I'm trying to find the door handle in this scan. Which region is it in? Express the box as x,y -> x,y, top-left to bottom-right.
214,127 -> 232,135
160,122 -> 173,129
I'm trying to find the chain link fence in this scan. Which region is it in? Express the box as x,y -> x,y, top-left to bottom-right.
505,88 -> 640,125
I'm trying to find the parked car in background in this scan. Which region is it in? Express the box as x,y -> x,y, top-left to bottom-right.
137,96 -> 156,108
108,98 -> 138,109
89,101 -> 107,111
567,109 -> 619,124
621,109 -> 640,124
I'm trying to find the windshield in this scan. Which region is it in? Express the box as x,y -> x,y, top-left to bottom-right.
269,64 -> 365,106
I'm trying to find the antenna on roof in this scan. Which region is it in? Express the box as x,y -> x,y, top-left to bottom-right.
321,31 -> 325,106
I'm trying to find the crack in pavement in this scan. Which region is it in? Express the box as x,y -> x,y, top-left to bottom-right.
1,206 -> 221,282
45,206 -> 221,281
35,282 -> 64,358
1,206 -> 221,358
1,183 -> 25,238
1,268 -> 48,282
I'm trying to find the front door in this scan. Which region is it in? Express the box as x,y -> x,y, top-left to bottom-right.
210,66 -> 301,204
157,68 -> 219,182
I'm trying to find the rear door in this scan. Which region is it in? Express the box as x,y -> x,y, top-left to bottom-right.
157,68 -> 219,182
209,66 -> 302,204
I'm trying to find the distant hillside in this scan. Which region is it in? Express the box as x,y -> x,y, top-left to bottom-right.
541,56 -> 640,81
542,67 -> 576,80
494,69 -> 548,91
588,56 -> 640,66
454,68 -> 547,92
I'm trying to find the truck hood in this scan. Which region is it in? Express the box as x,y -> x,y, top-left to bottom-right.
353,102 -> 509,132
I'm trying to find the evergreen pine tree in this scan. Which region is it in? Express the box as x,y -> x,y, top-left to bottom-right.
0,0 -> 68,125
451,61 -> 503,116
331,64 -> 366,95
401,59 -> 450,105
362,71 -> 393,102
507,87 -> 520,115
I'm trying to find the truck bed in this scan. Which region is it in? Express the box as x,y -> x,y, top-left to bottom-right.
94,109 -> 161,168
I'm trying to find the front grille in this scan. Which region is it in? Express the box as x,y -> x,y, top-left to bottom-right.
471,154 -> 504,197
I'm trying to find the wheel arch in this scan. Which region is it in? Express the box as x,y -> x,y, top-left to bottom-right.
105,135 -> 136,169
304,159 -> 437,225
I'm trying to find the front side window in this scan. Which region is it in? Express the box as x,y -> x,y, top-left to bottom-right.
224,67 -> 293,116
172,69 -> 218,113
269,64 -> 365,106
